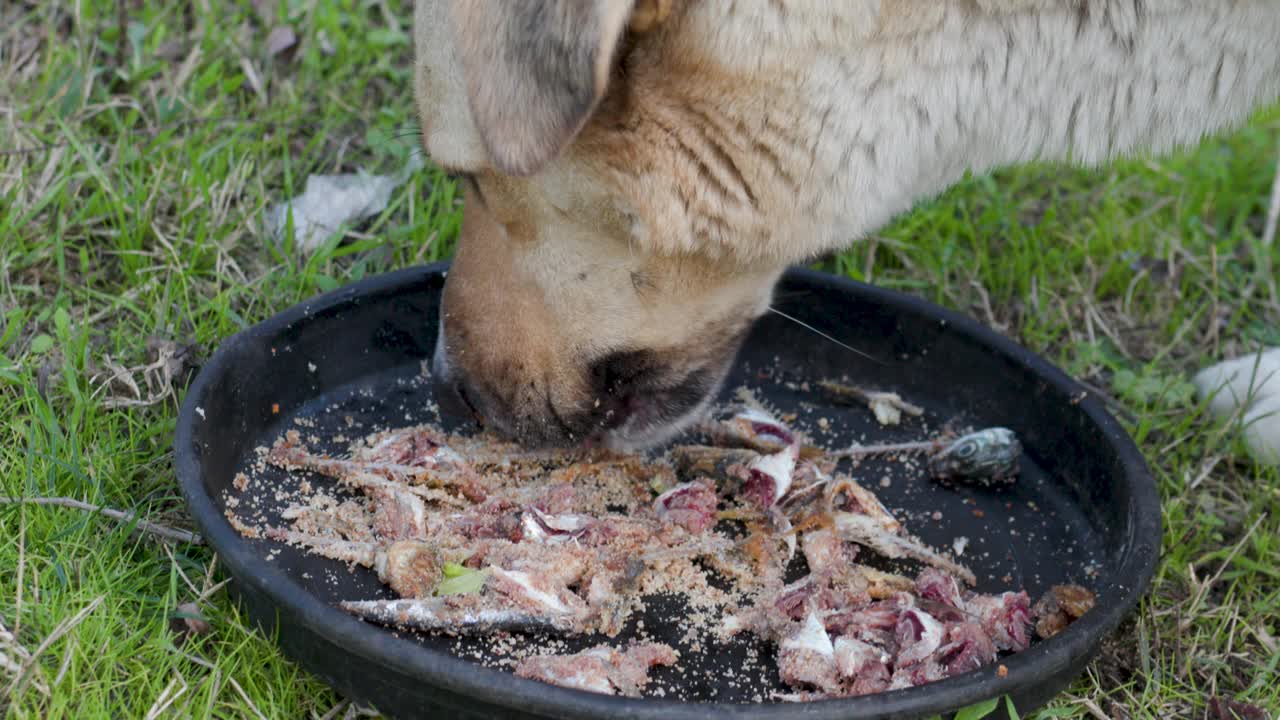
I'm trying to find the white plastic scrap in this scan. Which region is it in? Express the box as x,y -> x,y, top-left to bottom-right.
268,155 -> 424,253
1193,347 -> 1280,466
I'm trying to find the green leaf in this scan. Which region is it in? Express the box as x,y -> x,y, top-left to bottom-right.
53,307 -> 70,339
53,66 -> 86,118
0,355 -> 18,386
313,274 -> 340,293
156,95 -> 181,123
1248,321 -> 1280,346
367,28 -> 408,47
954,697 -> 1000,720
192,59 -> 224,95
1112,366 -> 1196,406
0,308 -> 24,349
1004,696 -> 1021,720
127,21 -> 148,61
30,334 -> 54,354
435,567 -> 488,596
441,562 -> 470,578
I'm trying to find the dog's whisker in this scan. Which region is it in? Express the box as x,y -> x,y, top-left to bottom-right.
766,306 -> 886,365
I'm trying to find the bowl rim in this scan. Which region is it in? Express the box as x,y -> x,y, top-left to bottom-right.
174,263 -> 1161,719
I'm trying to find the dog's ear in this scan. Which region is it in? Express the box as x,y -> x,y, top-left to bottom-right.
449,0 -> 646,176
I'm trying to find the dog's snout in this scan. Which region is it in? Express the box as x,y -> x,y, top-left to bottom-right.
586,350 -> 655,430
435,375 -> 484,427
589,350 -> 653,398
431,328 -> 484,426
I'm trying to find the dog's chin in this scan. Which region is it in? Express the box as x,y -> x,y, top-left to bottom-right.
599,363 -> 732,452
601,392 -> 716,452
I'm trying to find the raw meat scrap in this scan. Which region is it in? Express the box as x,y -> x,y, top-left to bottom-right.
914,567 -> 964,610
894,607 -> 946,666
777,613 -> 841,695
935,621 -> 997,676
833,635 -> 892,695
514,643 -> 678,696
653,482 -> 719,534
965,591 -> 1032,652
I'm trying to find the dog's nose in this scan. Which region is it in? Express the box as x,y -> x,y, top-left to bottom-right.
435,375 -> 484,427
431,323 -> 483,426
585,350 -> 655,435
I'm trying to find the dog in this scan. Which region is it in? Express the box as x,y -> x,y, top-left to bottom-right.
412,0 -> 1280,451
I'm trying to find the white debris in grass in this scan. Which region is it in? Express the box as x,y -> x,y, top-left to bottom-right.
267,155 -> 424,253
1193,347 -> 1280,466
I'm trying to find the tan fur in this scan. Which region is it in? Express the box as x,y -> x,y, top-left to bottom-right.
447,0 -> 634,175
629,0 -> 674,32
415,0 -> 1280,448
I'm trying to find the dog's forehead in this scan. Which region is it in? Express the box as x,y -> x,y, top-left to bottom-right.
412,0 -> 487,172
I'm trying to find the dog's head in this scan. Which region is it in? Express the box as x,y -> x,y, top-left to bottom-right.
414,0 -> 1280,446
416,0 -> 799,449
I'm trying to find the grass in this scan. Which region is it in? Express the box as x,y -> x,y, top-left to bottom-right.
1,1 -> 1277,717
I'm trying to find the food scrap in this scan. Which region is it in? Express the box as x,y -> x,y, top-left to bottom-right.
833,427 -> 1022,485
225,393 -> 1086,701
1031,584 -> 1097,639
818,380 -> 924,426
515,643 -> 678,696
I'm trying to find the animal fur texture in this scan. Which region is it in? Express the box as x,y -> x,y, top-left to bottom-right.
413,0 -> 1280,452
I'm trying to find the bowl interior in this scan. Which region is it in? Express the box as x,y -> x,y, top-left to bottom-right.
177,265 -> 1157,718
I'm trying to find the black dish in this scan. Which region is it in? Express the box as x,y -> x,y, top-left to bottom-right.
175,264 -> 1160,719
